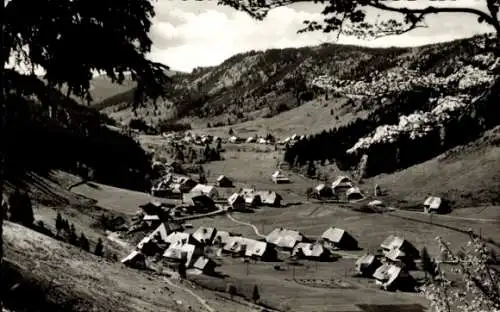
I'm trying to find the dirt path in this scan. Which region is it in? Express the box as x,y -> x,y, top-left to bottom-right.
226,213 -> 266,238
393,209 -> 500,223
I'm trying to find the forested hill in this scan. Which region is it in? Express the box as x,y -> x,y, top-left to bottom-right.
93,35 -> 495,128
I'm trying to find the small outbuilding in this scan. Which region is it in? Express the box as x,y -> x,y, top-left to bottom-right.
321,227 -> 359,250
355,254 -> 382,277
216,175 -> 233,187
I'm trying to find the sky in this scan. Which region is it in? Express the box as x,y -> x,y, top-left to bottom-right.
148,0 -> 495,72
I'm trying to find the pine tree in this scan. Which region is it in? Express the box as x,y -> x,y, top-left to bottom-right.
94,238 -> 104,257
55,212 -> 63,234
79,233 -> 90,252
421,247 -> 437,280
69,224 -> 78,245
306,160 -> 316,177
252,284 -> 260,303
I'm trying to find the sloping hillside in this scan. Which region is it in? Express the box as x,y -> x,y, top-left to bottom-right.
371,125 -> 500,208
96,35 -> 490,129
1,221 -> 247,312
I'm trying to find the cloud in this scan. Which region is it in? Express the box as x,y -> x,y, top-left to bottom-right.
148,1 -> 496,72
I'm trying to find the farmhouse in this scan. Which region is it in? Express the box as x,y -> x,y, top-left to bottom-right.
266,228 -> 304,250
346,187 -> 364,201
216,175 -> 233,187
423,196 -> 449,213
271,170 -> 290,184
172,177 -> 198,194
164,231 -> 201,248
228,136 -> 238,143
373,263 -> 415,291
321,227 -> 359,250
192,227 -> 217,245
244,193 -> 262,207
355,254 -> 382,277
190,184 -> 219,199
223,237 -> 277,261
136,221 -> 183,250
331,176 -> 353,192
314,184 -> 333,197
121,251 -> 147,269
192,256 -> 217,275
384,247 -> 417,270
292,243 -> 331,261
163,242 -> 203,268
182,193 -> 215,211
256,190 -> 282,206
380,235 -> 420,259
228,193 -> 245,211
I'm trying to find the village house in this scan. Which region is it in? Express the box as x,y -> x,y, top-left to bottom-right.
256,190 -> 282,207
136,221 -> 184,252
355,254 -> 382,277
380,235 -> 420,260
321,227 -> 359,250
346,187 -> 364,201
163,242 -> 204,269
216,175 -> 233,187
271,170 -> 290,184
372,263 -> 416,292
384,247 -> 417,270
423,196 -> 449,214
223,237 -> 277,261
228,193 -> 246,211
192,256 -> 217,275
192,227 -> 217,245
314,183 -> 333,198
139,201 -> 167,216
172,176 -> 198,194
266,228 -> 305,251
182,193 -> 216,212
244,193 -> 262,207
121,251 -> 147,269
292,243 -> 331,261
190,184 -> 219,199
331,176 -> 353,192
246,136 -> 256,143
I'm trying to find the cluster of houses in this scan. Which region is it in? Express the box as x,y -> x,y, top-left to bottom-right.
227,188 -> 283,210
227,133 -> 304,147
355,235 -> 420,291
313,175 -> 364,201
162,131 -> 220,146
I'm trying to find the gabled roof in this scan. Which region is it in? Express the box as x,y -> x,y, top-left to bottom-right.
193,256 -> 215,270
355,254 -> 376,267
245,240 -> 269,257
292,243 -> 326,258
228,193 -> 245,205
222,236 -> 268,257
165,231 -> 191,245
255,190 -> 282,204
315,184 -> 327,191
380,235 -> 405,250
244,194 -> 261,204
217,175 -> 230,182
385,248 -> 406,261
192,227 -> 217,243
272,170 -> 284,178
424,196 -> 442,209
373,264 -> 404,286
214,231 -> 232,245
346,187 -> 363,197
163,243 -> 198,266
190,184 -> 217,195
331,176 -> 353,189
266,228 -> 303,249
183,193 -> 214,207
321,227 -> 346,243
136,222 -> 182,249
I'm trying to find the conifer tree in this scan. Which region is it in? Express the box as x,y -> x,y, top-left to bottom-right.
94,238 -> 104,257
79,233 -> 90,252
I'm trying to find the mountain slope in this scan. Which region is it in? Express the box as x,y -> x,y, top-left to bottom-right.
96,35 -> 489,128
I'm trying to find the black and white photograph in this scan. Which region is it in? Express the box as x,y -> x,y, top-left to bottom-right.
1,0 -> 500,311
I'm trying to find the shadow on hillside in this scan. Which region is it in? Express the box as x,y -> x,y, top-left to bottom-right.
282,202 -> 303,207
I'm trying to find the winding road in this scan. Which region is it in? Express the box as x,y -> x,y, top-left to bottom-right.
226,212 -> 266,238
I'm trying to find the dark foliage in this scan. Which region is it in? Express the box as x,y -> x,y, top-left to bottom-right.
7,189 -> 34,227
284,81 -> 500,178
94,238 -> 104,257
